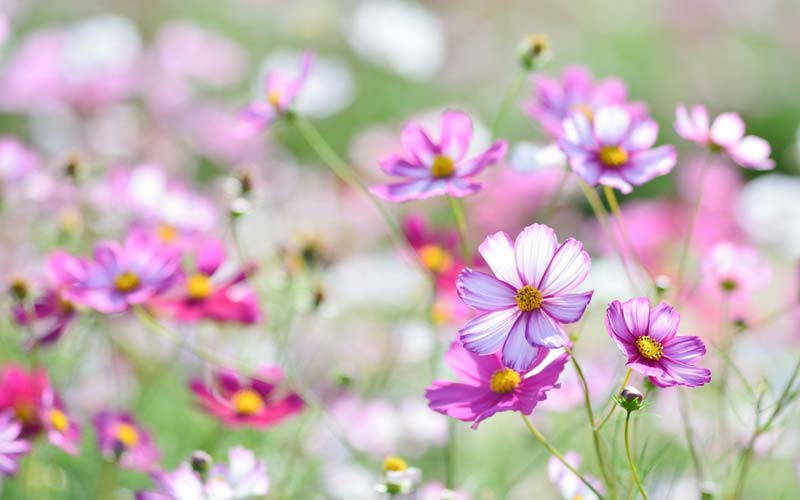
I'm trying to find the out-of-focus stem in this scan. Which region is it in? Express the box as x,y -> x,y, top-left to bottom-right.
520,414 -> 606,500
490,71 -> 527,139
624,411 -> 649,500
96,459 -> 118,500
603,186 -> 657,291
447,196 -> 471,263
595,368 -> 633,431
675,154 -> 713,299
678,389 -> 705,483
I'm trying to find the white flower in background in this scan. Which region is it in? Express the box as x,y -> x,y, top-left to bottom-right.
376,456 -> 422,497
62,15 -> 141,83
347,0 -> 444,81
255,49 -> 355,119
509,142 -> 566,173
205,446 -> 270,499
737,174 -> 800,258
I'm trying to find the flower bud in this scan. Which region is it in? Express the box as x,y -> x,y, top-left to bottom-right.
238,170 -> 254,196
517,34 -> 550,71
654,275 -> 670,298
9,277 -> 28,301
190,450 -> 213,475
230,197 -> 250,218
616,386 -> 645,413
64,152 -> 84,181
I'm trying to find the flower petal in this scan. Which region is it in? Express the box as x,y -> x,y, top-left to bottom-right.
710,112 -> 744,148
622,145 -> 676,185
647,302 -> 680,342
370,179 -> 435,203
656,358 -> 711,387
379,154 -> 430,179
541,291 -> 593,323
624,119 -> 659,151
538,238 -> 590,295
502,314 -> 543,371
460,308 -> 520,355
730,135 -> 774,170
456,268 -> 517,311
455,140 -> 507,177
440,110 -> 473,161
593,106 -> 630,145
525,309 -> 569,348
605,300 -> 638,355
621,297 -> 651,337
401,121 -> 437,165
514,223 -> 558,286
478,231 -> 523,288
662,335 -> 706,364
443,341 -> 501,385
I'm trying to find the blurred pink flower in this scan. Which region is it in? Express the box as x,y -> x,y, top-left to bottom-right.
0,137 -> 39,185
418,482 -> 471,500
371,110 -> 507,202
675,105 -> 774,170
606,298 -> 711,388
0,411 -> 31,476
559,106 -> 676,194
457,224 -> 592,370
548,451 -> 602,500
425,341 -> 568,428
702,242 -> 770,301
92,411 -> 160,471
39,387 -> 81,455
0,364 -> 50,436
12,288 -> 77,349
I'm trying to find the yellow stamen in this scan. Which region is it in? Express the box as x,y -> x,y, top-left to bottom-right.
635,335 -> 663,361
515,285 -> 543,312
418,244 -> 453,273
267,90 -> 282,108
490,368 -> 521,394
598,146 -> 629,167
430,155 -> 455,178
114,423 -> 139,448
383,456 -> 408,472
49,409 -> 69,433
157,224 -> 178,243
114,272 -> 140,293
186,274 -> 213,300
231,389 -> 264,416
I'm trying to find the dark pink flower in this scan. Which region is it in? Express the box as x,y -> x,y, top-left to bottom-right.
12,289 -> 77,349
189,366 -> 304,429
371,110 -> 507,202
92,412 -> 160,471
425,341 -> 568,428
0,364 -> 50,436
606,297 -> 711,388
402,215 -> 460,277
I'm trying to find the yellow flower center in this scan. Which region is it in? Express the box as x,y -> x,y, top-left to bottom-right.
430,155 -> 455,178
720,279 -> 738,292
383,456 -> 408,472
157,224 -> 178,243
430,301 -> 449,326
490,368 -> 521,394
231,389 -> 264,416
515,285 -> 543,312
572,103 -> 594,121
598,146 -> 629,167
49,409 -> 69,432
114,272 -> 140,293
635,335 -> 663,361
14,403 -> 36,424
267,90 -> 282,108
114,423 -> 140,448
186,274 -> 213,300
418,244 -> 453,273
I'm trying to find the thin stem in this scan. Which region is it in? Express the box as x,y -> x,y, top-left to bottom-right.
490,72 -> 527,139
678,389 -> 705,483
96,459 -> 118,500
520,414 -> 606,500
624,412 -> 649,500
602,186 -> 657,291
445,420 -> 456,488
675,154 -> 713,298
539,166 -> 570,222
595,368 -> 633,431
447,196 -> 471,263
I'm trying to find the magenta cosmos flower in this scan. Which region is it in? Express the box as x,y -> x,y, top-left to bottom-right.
456,223 -> 592,370
606,297 -> 711,388
526,65 -> 645,139
0,364 -> 50,436
558,106 -> 676,194
92,412 -> 160,471
675,105 -> 774,170
370,110 -> 507,202
426,341 -> 568,428
12,288 -> 78,349
239,51 -> 313,134
48,234 -> 182,314
0,411 -> 31,476
189,366 -> 304,429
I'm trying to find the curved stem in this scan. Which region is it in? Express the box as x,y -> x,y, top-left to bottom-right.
624,412 -> 649,500
603,186 -> 657,291
447,196 -> 471,263
520,414 -> 606,500
678,389 -> 705,483
675,154 -> 713,299
490,72 -> 527,139
595,368 -> 633,431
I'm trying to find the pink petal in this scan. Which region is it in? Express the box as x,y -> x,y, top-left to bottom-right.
456,268 -> 517,311
445,178 -> 483,198
478,231 -> 523,288
730,135 -> 774,170
623,145 -> 676,185
443,341 -> 501,385
593,106 -> 630,145
455,140 -> 507,177
624,119 -> 659,151
439,109 -> 473,161
538,238 -> 590,295
502,313 -> 543,371
662,336 -> 706,364
710,112 -> 744,147
514,223 -> 558,286
647,302 -> 680,342
425,381 -> 498,423
196,239 -> 225,275
621,297 -> 651,337
460,308 -> 520,355
379,154 -> 430,179
597,170 -> 634,194
370,179 -> 435,203
541,291 -> 593,323
657,358 -> 711,387
525,309 -> 568,348
605,300 -> 638,354
401,121 -> 437,166
562,112 -> 595,147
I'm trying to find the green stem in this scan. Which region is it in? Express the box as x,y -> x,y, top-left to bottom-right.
678,389 -> 705,483
490,72 -> 527,139
520,414 -> 606,500
675,154 -> 713,299
624,411 -> 648,500
447,196 -> 471,263
595,368 -> 633,431
445,420 -> 456,488
96,459 -> 118,500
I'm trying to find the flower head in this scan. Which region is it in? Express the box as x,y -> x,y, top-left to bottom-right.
403,215 -> 461,277
675,105 -> 774,170
559,106 -> 676,194
376,455 -> 421,496
92,412 -> 160,471
12,288 -> 77,349
702,242 -> 770,301
371,110 -> 507,202
0,364 -> 50,436
606,297 -> 711,388
189,366 -> 304,429
426,341 -> 568,428
456,223 -> 592,370
0,411 -> 31,476
39,388 -> 81,455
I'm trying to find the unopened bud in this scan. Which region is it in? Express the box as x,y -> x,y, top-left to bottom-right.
616,386 -> 645,413
9,278 -> 28,301
190,450 -> 212,475
238,170 -> 253,196
654,275 -> 670,298
517,34 -> 550,71
230,197 -> 250,218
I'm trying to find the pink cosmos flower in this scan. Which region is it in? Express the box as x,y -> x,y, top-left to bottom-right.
0,411 -> 31,476
558,106 -> 677,194
425,341 -> 568,428
525,65 -> 645,138
92,412 -> 160,471
702,242 -> 770,301
12,288 -> 77,349
0,136 -> 39,185
154,238 -> 261,324
0,364 -> 49,436
674,105 -> 774,170
189,366 -> 304,429
239,51 -> 313,133
47,234 -> 182,314
548,452 -> 603,500
606,297 -> 711,388
456,223 -> 592,370
403,215 -> 461,277
370,110 -> 507,202
39,387 -> 81,455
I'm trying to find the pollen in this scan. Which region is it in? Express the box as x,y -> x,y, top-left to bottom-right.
114,423 -> 140,448
515,285 -> 543,312
267,90 -> 282,108
490,368 -> 521,394
231,389 -> 264,416
157,224 -> 178,243
430,155 -> 455,178
186,274 -> 213,300
598,146 -> 629,167
418,244 -> 453,273
635,335 -> 663,361
49,409 -> 69,433
114,272 -> 141,293
383,456 -> 408,472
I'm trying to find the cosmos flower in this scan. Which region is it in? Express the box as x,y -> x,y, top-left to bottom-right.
558,106 -> 677,194
370,110 -> 507,202
674,105 -> 774,170
0,411 -> 31,476
92,412 -> 160,471
702,242 -> 770,301
376,456 -> 422,497
526,65 -> 645,138
0,364 -> 50,436
456,223 -> 592,370
402,215 -> 460,277
12,288 -> 78,349
425,341 -> 569,428
154,238 -> 261,324
189,366 -> 304,429
136,446 -> 269,500
548,452 -> 603,500
606,297 -> 711,388
239,51 -> 313,133
47,233 -> 182,314
0,136 -> 39,186
39,387 -> 81,455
